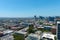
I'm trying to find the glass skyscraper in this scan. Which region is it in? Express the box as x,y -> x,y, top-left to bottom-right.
57,21 -> 60,40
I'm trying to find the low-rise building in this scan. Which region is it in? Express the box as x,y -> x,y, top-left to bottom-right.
44,26 -> 51,31
41,32 -> 55,40
0,34 -> 14,40
35,31 -> 42,35
26,33 -> 40,40
16,28 -> 28,37
0,30 -> 14,40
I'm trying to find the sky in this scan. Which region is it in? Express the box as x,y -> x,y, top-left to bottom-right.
0,0 -> 60,17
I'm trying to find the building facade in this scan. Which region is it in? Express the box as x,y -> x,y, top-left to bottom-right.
57,21 -> 60,40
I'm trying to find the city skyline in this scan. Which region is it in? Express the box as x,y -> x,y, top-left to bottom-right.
0,0 -> 60,17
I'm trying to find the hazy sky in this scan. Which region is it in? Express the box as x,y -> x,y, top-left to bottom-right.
0,0 -> 60,17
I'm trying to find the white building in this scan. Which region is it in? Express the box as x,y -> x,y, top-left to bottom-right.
41,32 -> 55,40
3,30 -> 13,34
0,34 -> 14,40
0,30 -> 14,40
26,33 -> 40,40
16,30 -> 28,37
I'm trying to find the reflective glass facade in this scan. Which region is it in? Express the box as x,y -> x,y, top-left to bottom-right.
58,24 -> 60,40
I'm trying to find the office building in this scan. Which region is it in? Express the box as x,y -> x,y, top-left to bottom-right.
57,21 -> 60,40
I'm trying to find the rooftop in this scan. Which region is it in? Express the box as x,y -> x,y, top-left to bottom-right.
42,32 -> 55,40
57,21 -> 60,24
28,33 -> 40,39
3,30 -> 13,34
17,30 -> 27,35
35,31 -> 42,35
44,26 -> 51,27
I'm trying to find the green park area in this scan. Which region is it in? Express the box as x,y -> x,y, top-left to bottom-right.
13,33 -> 24,40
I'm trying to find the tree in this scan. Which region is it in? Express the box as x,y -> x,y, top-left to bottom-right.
37,28 -> 44,32
13,33 -> 24,40
54,36 -> 57,40
39,22 -> 43,25
27,24 -> 35,33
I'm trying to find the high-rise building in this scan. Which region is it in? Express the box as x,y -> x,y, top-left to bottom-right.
57,21 -> 60,40
39,16 -> 44,20
34,15 -> 37,21
48,16 -> 54,22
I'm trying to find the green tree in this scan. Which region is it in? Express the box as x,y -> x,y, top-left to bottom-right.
37,28 -> 44,32
54,36 -> 57,40
13,33 -> 24,40
39,21 -> 43,25
27,24 -> 35,33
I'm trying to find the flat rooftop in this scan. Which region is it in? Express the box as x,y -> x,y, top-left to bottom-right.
28,33 -> 40,39
42,32 -> 55,40
3,30 -> 13,34
17,30 -> 27,35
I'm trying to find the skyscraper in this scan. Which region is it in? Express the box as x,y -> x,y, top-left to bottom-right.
57,21 -> 60,40
34,15 -> 37,21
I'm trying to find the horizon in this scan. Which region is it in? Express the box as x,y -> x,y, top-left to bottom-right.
0,0 -> 60,17
0,15 -> 60,18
